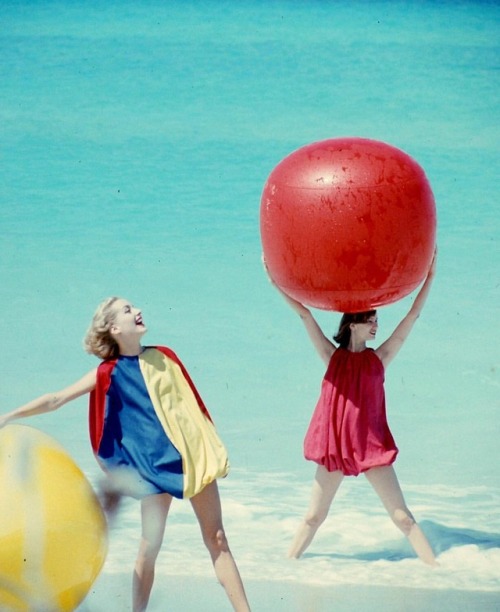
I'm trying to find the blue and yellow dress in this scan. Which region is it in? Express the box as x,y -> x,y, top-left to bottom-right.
88,346 -> 229,499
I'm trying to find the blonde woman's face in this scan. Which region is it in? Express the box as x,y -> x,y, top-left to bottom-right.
109,299 -> 147,339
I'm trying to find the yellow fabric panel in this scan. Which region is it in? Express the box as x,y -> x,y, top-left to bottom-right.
139,349 -> 229,498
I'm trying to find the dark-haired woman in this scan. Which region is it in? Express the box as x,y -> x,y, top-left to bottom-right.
272,253 -> 438,565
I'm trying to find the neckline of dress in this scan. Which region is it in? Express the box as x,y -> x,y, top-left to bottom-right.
118,347 -> 148,359
343,347 -> 371,354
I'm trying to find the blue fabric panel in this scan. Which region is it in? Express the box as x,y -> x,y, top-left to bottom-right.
98,355 -> 184,498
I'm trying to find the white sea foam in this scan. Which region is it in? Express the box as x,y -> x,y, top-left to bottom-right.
99,470 -> 500,593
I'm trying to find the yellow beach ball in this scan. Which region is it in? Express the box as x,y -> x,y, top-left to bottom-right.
0,424 -> 108,611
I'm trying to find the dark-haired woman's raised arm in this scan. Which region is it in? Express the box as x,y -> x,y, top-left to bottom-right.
376,251 -> 437,369
271,281 -> 336,366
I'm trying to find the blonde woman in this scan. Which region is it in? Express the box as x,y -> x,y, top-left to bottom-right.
0,297 -> 250,612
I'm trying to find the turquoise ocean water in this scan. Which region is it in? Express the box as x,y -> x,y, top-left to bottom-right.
1,0 -> 499,608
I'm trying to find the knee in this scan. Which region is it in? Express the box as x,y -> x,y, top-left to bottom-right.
304,508 -> 329,529
391,508 -> 416,536
137,536 -> 163,564
203,527 -> 229,554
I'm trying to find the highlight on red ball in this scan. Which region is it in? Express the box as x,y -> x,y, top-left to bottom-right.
260,137 -> 436,313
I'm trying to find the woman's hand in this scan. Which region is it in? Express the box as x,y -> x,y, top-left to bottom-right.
262,253 -> 310,316
0,414 -> 11,429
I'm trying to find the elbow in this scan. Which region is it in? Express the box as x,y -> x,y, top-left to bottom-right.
406,310 -> 421,322
46,393 -> 64,412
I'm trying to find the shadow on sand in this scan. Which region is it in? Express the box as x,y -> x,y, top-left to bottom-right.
303,520 -> 500,562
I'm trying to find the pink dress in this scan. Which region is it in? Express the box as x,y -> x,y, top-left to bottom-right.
304,348 -> 398,476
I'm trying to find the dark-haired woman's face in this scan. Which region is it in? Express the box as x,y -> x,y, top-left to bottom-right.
352,314 -> 378,342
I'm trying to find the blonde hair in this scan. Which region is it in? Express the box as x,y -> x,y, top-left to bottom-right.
83,297 -> 121,360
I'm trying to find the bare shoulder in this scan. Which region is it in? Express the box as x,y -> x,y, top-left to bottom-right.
375,328 -> 409,368
56,368 -> 98,405
374,343 -> 390,367
81,367 -> 98,390
74,367 -> 98,385
320,341 -> 336,366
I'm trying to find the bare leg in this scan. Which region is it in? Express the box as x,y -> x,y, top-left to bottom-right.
133,493 -> 173,612
364,466 -> 437,566
288,465 -> 344,559
191,481 -> 250,611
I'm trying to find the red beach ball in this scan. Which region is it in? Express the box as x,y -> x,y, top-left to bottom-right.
260,137 -> 436,312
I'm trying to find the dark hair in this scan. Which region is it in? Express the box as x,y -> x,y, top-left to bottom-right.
333,310 -> 377,348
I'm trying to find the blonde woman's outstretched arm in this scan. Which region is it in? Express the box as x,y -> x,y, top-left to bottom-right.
0,368 -> 97,428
